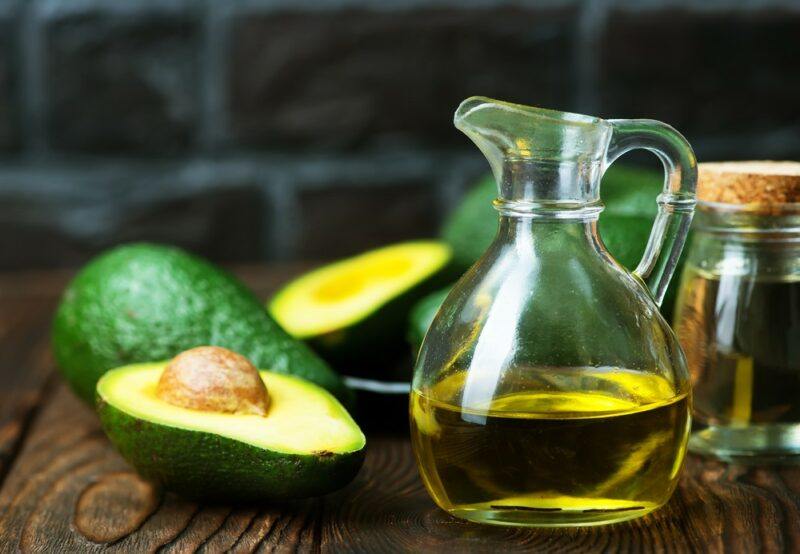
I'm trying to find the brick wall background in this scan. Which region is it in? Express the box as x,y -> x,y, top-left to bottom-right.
1,0 -> 799,269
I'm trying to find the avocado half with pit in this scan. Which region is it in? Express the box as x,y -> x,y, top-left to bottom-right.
97,360 -> 365,502
268,241 -> 455,371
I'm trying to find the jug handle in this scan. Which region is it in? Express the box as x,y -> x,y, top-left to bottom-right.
605,119 -> 697,306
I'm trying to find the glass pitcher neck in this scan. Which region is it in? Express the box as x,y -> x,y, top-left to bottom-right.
495,216 -> 605,256
497,158 -> 604,214
498,215 -> 600,233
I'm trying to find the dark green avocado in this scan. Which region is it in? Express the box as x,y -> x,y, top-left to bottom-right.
52,243 -> 352,406
407,286 -> 451,353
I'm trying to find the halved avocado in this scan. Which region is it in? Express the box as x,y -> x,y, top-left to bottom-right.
269,241 -> 455,372
97,363 -> 366,502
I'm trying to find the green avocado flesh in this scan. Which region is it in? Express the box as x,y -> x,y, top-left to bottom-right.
52,243 -> 352,406
269,241 -> 454,367
97,363 -> 365,502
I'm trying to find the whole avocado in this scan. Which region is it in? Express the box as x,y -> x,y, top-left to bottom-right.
52,243 -> 352,406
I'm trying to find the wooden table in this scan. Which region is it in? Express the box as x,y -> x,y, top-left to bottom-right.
1,265 -> 799,553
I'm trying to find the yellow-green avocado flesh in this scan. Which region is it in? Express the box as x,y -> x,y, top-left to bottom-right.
268,241 -> 455,368
97,363 -> 366,502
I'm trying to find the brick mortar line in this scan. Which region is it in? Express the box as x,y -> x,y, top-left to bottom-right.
222,0 -> 580,14
0,151 -> 482,258
264,176 -> 298,260
0,151 -> 475,193
19,0 -> 47,159
28,0 -> 800,16
0,126 -> 798,198
37,0 -> 199,17
0,357 -> 60,495
575,0 -> 610,115
199,0 -> 229,152
607,0 -> 800,12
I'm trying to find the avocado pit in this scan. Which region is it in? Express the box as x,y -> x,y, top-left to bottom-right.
156,346 -> 269,416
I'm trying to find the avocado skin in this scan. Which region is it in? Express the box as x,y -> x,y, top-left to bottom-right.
97,399 -> 365,502
302,257 -> 459,377
407,286 -> 451,354
52,243 -> 353,407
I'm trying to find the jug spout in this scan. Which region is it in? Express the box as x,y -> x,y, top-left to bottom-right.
455,97 -> 612,206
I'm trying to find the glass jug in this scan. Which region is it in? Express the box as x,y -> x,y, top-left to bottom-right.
410,97 -> 697,527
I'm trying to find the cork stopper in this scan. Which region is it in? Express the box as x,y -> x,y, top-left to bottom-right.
698,161 -> 800,206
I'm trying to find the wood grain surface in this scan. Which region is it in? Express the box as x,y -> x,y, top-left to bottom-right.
0,266 -> 799,553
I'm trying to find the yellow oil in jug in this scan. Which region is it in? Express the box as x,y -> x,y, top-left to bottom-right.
410,369 -> 690,526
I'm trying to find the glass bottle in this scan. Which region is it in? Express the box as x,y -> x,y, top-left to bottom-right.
410,97 -> 697,527
674,161 -> 800,463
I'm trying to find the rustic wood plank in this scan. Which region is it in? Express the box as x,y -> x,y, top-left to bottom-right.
322,443 -> 800,553
0,296 -> 58,485
0,269 -> 74,301
0,384 -> 324,553
1,265 -> 799,553
2,379 -> 799,553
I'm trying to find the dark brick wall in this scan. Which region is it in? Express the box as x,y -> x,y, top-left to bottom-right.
0,5 -> 19,153
46,9 -> 202,155
1,0 -> 799,269
601,7 -> 800,148
229,6 -> 577,149
298,182 -> 439,259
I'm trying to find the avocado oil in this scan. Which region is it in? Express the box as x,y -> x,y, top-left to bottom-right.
410,369 -> 690,527
676,265 -> 800,460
